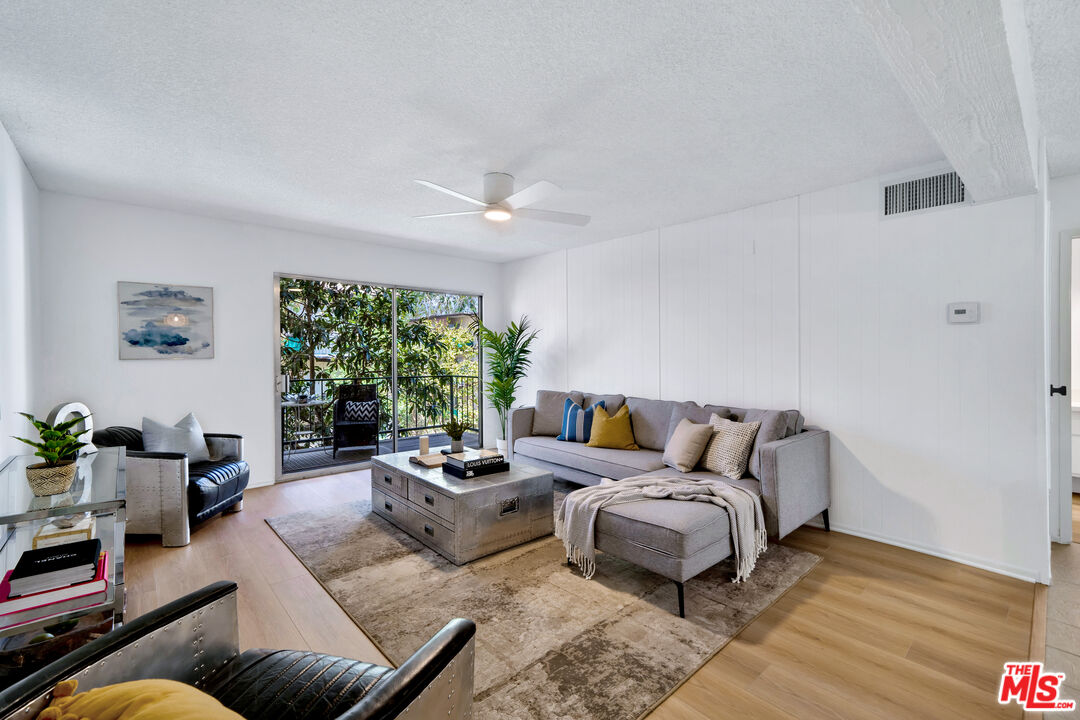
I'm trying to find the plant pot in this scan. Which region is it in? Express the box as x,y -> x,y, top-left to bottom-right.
496,438 -> 508,454
450,439 -> 465,453
25,461 -> 77,497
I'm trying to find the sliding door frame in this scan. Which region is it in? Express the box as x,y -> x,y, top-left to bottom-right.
272,271 -> 484,482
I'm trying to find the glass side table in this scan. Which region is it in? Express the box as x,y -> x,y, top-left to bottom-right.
0,448 -> 126,681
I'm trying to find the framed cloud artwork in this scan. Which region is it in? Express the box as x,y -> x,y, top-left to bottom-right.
117,282 -> 215,359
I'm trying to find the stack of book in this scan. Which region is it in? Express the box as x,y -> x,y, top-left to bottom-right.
0,539 -> 109,629
442,449 -> 509,479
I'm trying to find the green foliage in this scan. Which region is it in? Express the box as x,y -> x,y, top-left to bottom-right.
13,412 -> 88,466
442,416 -> 470,441
471,315 -> 539,439
279,280 -> 482,443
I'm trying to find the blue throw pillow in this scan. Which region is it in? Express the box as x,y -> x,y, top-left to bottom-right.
557,398 -> 605,443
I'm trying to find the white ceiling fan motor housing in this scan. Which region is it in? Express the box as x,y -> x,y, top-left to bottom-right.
483,172 -> 514,205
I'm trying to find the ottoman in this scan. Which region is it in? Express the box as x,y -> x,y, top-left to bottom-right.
588,499 -> 735,618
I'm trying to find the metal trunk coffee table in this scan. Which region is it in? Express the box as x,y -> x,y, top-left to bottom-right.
369,449 -> 554,565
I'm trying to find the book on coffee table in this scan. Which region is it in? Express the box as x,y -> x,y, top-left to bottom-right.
409,453 -> 446,468
444,449 -> 504,471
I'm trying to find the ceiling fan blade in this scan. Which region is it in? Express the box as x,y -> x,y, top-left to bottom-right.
414,210 -> 485,219
503,180 -> 559,209
414,180 -> 487,208
514,208 -> 591,226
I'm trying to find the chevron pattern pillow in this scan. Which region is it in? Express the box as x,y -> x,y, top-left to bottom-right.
701,413 -> 761,479
343,400 -> 378,423
557,397 -> 605,443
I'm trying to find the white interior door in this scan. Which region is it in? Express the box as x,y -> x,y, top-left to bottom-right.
1050,229 -> 1074,544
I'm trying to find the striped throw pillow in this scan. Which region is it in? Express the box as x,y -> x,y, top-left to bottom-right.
557,398 -> 605,443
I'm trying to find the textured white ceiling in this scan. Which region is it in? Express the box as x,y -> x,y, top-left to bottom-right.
1025,0 -> 1080,178
0,1 -> 945,261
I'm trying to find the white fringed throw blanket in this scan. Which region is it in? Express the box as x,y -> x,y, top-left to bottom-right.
554,476 -> 768,583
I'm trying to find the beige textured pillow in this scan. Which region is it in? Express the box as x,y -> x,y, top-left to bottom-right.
662,418 -> 714,472
702,413 -> 761,479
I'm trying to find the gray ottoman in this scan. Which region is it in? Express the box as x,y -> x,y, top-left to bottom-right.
587,499 -> 735,618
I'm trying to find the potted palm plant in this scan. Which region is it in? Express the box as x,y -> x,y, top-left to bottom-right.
13,412 -> 89,496
472,315 -> 539,454
442,416 -> 470,454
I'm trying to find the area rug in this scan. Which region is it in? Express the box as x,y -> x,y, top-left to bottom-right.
267,498 -> 820,720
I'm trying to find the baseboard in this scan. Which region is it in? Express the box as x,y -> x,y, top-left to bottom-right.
827,522 -> 1043,584
1073,475 -> 1080,494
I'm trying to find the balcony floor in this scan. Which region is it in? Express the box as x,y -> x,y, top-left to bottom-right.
282,432 -> 480,476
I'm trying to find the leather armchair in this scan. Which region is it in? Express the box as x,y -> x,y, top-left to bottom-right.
0,581 -> 476,720
93,426 -> 250,547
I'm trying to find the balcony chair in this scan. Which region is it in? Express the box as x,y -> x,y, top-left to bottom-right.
0,581 -> 476,720
333,384 -> 380,458
92,426 -> 249,547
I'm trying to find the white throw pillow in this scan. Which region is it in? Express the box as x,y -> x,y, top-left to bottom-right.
142,413 -> 210,463
701,413 -> 761,479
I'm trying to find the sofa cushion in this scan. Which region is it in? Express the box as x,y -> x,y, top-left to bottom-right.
581,392 -> 626,415
189,459 -> 250,523
662,418 -> 713,472
626,397 -> 688,451
586,405 -> 639,450
701,414 -> 761,479
92,426 -> 145,451
664,403 -> 734,446
533,390 -> 584,436
143,413 -> 210,463
723,407 -> 797,478
596,498 -> 731,558
557,397 -> 604,443
514,436 -> 664,479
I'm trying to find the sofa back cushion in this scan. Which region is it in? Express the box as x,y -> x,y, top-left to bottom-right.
665,403 -> 733,446
580,392 -> 625,415
625,397 -> 684,451
533,390 -> 585,436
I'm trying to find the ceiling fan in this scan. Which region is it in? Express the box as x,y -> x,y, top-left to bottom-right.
413,172 -> 590,226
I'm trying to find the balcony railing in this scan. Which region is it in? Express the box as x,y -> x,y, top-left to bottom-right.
281,374 -> 480,455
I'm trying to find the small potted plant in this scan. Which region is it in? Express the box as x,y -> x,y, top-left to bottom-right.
442,417 -> 470,454
13,412 -> 89,496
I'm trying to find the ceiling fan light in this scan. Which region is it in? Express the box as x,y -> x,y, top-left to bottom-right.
483,207 -> 512,222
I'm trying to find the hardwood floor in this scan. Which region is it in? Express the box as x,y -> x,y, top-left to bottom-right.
127,470 -> 1034,719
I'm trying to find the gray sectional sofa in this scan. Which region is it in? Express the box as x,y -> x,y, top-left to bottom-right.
508,390 -> 831,615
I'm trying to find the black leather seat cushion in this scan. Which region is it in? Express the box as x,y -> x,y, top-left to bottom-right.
188,459 -> 249,523
204,649 -> 393,720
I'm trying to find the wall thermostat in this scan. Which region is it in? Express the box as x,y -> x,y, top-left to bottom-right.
947,302 -> 979,324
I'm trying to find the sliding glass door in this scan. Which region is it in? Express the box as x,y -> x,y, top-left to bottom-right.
278,276 -> 481,477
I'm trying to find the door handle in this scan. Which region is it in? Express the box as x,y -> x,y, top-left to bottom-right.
1052,385 -> 1068,397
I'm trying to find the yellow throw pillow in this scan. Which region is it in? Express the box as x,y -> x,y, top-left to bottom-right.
36,678 -> 245,720
586,405 -> 639,450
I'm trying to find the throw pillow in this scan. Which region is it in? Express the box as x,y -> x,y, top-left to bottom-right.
343,399 -> 378,423
142,413 -> 210,463
662,418 -> 713,472
533,390 -> 585,436
586,405 -> 639,450
557,397 -> 604,443
701,413 -> 761,480
35,678 -> 244,720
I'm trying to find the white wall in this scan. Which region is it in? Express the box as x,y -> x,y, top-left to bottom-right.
34,193 -> 504,487
0,121 -> 37,461
504,175 -> 1050,582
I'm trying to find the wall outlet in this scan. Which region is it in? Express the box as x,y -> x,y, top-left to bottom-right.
947,302 -> 979,324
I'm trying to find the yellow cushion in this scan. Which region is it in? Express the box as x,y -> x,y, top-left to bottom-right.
36,678 -> 244,720
586,405 -> 639,450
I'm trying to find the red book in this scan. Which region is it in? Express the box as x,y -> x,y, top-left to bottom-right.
0,552 -> 108,629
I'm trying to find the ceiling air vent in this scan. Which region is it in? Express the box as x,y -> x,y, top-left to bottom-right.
882,171 -> 966,217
